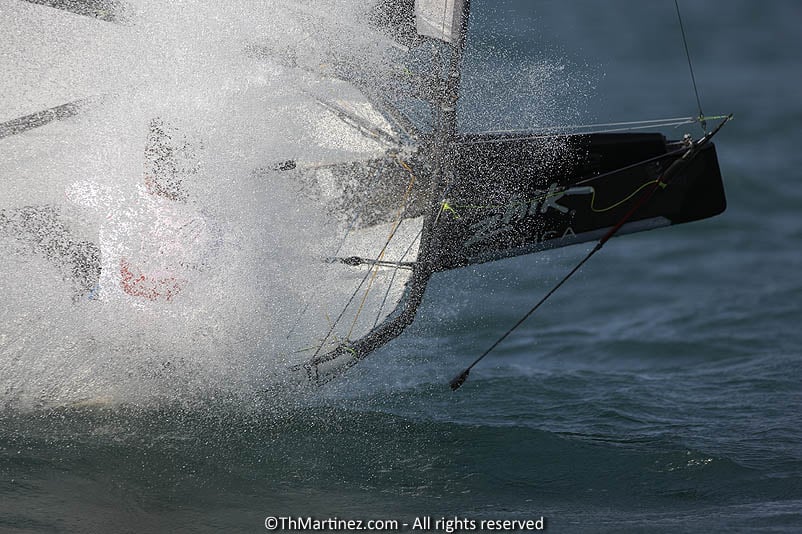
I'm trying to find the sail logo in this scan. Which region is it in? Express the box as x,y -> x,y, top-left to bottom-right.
463,184 -> 593,249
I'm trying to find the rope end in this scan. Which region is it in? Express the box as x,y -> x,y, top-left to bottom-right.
449,368 -> 470,391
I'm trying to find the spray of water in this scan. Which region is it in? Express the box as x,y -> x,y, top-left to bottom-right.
1,0 -> 585,410
0,0 -> 398,409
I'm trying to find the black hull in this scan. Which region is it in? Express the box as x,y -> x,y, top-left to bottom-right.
430,132 -> 726,270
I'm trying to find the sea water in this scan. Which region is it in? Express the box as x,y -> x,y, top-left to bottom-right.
1,0 -> 800,532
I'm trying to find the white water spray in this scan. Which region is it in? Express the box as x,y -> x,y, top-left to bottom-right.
0,0 -> 400,409
1,0 -> 586,409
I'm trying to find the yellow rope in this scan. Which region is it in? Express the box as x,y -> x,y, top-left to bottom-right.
589,180 -> 665,213
439,179 -> 666,218
346,156 -> 418,339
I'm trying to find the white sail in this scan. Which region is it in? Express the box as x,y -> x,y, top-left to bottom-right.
415,0 -> 466,44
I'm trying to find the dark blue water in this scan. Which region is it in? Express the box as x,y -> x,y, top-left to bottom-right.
2,1 -> 801,532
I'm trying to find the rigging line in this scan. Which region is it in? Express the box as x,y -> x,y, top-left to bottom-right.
307,156 -> 418,362
567,121 -> 696,135
345,159 -> 419,340
441,146 -> 688,219
476,116 -> 697,134
372,129 -> 462,334
449,115 -> 731,391
459,119 -> 697,143
284,157 -> 389,340
590,180 -> 664,213
366,131 -> 464,337
461,123 -> 695,144
373,227 -> 424,328
448,177 -> 664,216
462,114 -> 733,141
369,157 -> 464,336
674,0 -> 706,131
576,145 -> 689,184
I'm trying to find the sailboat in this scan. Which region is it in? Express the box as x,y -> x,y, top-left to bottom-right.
279,0 -> 729,386
0,0 -> 728,401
